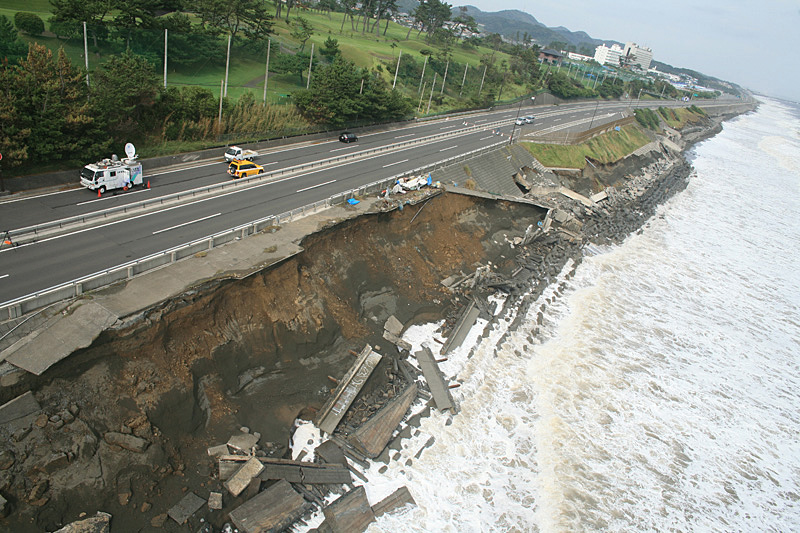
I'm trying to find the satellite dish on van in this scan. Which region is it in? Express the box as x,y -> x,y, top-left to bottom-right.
124,143 -> 136,159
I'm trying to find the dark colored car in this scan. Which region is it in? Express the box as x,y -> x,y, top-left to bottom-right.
339,132 -> 358,143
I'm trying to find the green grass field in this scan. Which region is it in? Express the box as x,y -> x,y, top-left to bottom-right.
1,1 -> 528,112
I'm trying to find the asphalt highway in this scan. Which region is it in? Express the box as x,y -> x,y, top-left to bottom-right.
0,98 -> 735,305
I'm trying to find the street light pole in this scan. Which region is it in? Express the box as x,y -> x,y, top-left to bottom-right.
509,97 -> 524,145
588,100 -> 600,129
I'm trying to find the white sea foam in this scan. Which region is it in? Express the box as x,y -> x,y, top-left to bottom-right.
346,98 -> 800,533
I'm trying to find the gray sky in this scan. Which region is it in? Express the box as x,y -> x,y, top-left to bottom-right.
462,0 -> 799,102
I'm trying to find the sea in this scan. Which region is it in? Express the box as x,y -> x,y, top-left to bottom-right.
342,97 -> 800,533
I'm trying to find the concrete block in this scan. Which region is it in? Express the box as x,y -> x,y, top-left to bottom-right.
384,315 -> 403,336
167,492 -> 205,525
208,491 -> 222,510
207,444 -> 229,457
228,432 -> 258,452
224,457 -> 265,497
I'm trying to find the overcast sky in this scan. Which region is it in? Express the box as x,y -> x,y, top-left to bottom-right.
462,0 -> 799,102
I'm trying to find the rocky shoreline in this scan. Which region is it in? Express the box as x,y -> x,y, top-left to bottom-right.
0,110 -> 746,532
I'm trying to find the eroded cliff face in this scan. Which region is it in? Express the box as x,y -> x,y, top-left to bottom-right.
0,192 -> 546,531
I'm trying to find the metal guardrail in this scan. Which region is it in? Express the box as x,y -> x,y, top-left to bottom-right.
0,140 -> 508,321
6,118 -> 511,245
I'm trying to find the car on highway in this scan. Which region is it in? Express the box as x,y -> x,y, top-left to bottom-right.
339,132 -> 358,143
524,115 -> 535,123
514,118 -> 525,126
228,160 -> 264,179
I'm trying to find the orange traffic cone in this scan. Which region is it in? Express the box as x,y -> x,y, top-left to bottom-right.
146,180 -> 150,189
97,189 -> 101,198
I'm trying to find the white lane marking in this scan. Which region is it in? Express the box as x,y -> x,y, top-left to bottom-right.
395,133 -> 414,139
479,136 -> 494,140
329,146 -> 353,152
382,159 -> 409,168
553,118 -> 562,122
152,213 -> 221,235
262,162 -> 278,166
439,146 -> 458,152
297,179 -> 336,193
0,274 -> 8,280
440,125 -> 457,130
474,119 -> 487,123
76,187 -> 151,206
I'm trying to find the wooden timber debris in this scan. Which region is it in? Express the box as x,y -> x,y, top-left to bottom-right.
320,486 -> 375,533
229,479 -> 307,533
259,462 -> 352,485
348,383 -> 418,458
414,347 -> 456,413
316,345 -> 383,435
371,486 -> 417,518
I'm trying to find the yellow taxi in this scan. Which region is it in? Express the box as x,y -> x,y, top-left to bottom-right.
228,160 -> 264,179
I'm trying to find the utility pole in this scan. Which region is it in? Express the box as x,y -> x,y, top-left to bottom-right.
263,39 -> 271,104
478,65 -> 487,97
588,100 -> 600,129
360,78 -> 364,94
163,29 -> 168,88
307,43 -> 314,89
83,22 -> 89,88
459,63 -> 468,97
418,55 -> 427,94
218,79 -> 224,129
440,60 -> 449,95
224,34 -> 231,97
393,49 -> 401,89
418,81 -> 427,112
426,73 -> 436,114
635,87 -> 642,108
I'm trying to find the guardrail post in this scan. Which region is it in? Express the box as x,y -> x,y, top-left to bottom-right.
128,266 -> 134,279
75,282 -> 83,296
171,252 -> 177,263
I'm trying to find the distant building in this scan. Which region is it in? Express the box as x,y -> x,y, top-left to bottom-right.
567,52 -> 593,62
594,44 -> 624,66
623,42 -> 653,70
539,49 -> 564,66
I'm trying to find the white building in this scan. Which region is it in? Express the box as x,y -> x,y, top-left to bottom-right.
567,52 -> 593,62
623,42 -> 653,70
594,44 -> 624,66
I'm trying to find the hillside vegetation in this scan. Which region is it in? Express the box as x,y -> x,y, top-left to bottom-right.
0,0 -> 717,178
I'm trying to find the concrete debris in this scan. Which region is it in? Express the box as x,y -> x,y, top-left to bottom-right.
227,431 -> 259,453
207,444 -> 230,457
382,330 -> 412,352
0,391 -> 41,425
224,457 -> 265,497
383,315 -> 403,337
53,511 -> 112,533
103,432 -> 149,453
372,486 -> 416,518
229,479 -> 307,533
208,492 -> 223,510
321,486 -> 375,533
167,491 -> 205,525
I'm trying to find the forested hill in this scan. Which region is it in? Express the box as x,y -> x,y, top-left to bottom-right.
397,0 -> 616,49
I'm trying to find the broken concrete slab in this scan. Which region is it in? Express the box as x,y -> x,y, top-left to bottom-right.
316,440 -> 347,466
590,190 -> 608,203
259,463 -> 352,485
383,315 -> 403,337
225,456 -> 265,497
382,330 -> 412,352
208,491 -> 222,510
229,479 -> 306,533
349,384 -> 418,458
103,432 -> 149,453
227,432 -> 259,453
53,511 -> 112,533
207,444 -> 229,457
316,345 -> 382,435
167,491 -> 205,525
371,486 -> 416,518
3,301 -> 118,375
0,390 -> 41,425
414,348 -> 455,413
322,485 -> 375,533
441,300 -> 480,354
